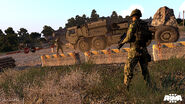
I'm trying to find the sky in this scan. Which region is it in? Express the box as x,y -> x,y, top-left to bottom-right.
0,0 -> 184,33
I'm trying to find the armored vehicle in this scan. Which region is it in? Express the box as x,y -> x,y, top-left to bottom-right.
65,19 -> 179,52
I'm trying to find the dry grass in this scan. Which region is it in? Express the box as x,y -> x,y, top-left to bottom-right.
0,58 -> 184,104
0,66 -> 102,104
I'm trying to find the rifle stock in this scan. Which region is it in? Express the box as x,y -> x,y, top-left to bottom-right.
117,33 -> 126,49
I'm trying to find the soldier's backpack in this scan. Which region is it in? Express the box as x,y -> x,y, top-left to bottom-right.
135,20 -> 152,47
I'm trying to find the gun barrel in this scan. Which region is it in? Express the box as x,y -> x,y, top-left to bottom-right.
118,33 -> 127,44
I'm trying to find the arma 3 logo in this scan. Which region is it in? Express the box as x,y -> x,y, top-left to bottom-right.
163,94 -> 182,103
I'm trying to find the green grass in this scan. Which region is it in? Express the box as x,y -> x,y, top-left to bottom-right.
0,58 -> 184,104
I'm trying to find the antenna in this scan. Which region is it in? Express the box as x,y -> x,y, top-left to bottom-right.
178,12 -> 180,18
183,10 -> 184,27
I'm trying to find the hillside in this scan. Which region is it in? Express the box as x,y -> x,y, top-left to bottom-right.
0,58 -> 184,104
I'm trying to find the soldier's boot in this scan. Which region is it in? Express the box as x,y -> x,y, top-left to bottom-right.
56,53 -> 59,57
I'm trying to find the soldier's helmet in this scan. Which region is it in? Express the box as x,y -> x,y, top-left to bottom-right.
130,9 -> 142,17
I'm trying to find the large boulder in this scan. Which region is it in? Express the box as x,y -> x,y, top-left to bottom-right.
151,6 -> 178,27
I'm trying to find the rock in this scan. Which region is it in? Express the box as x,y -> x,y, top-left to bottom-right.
151,6 -> 178,27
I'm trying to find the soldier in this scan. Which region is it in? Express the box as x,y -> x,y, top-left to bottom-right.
55,36 -> 64,55
119,9 -> 152,90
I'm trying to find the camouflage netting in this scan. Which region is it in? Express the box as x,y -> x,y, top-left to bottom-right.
151,6 -> 178,27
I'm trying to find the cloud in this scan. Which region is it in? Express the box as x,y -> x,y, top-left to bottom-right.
179,1 -> 185,12
120,5 -> 144,18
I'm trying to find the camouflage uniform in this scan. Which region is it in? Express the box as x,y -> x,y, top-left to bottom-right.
55,37 -> 64,55
121,14 -> 152,89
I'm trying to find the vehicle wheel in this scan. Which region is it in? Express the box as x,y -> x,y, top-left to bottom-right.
92,37 -> 107,50
30,47 -> 36,53
155,26 -> 179,43
77,38 -> 91,52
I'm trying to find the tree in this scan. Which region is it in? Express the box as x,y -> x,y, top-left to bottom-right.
5,27 -> 16,35
25,32 -> 41,47
124,15 -> 131,22
6,34 -> 19,49
3,27 -> 19,51
41,25 -> 54,40
30,32 -> 41,40
86,17 -> 91,23
125,15 -> 130,19
58,27 -> 63,31
111,11 -> 119,23
75,15 -> 86,26
149,16 -> 152,20
0,35 -> 13,52
39,38 -> 47,43
18,28 -> 29,43
179,21 -> 185,26
90,9 -> 99,22
111,11 -> 118,18
18,28 -> 29,37
0,27 -> 19,52
65,17 -> 77,28
176,18 -> 182,24
82,14 -> 89,22
65,14 -> 89,28
0,29 -> 4,36
118,15 -> 123,22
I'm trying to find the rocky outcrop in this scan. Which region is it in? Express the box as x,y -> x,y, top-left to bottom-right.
151,6 -> 178,27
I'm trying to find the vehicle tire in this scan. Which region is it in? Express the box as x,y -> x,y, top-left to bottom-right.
77,38 -> 91,52
92,37 -> 107,50
155,26 -> 179,43
30,47 -> 36,53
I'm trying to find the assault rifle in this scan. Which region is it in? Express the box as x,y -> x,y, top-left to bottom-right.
117,33 -> 126,50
